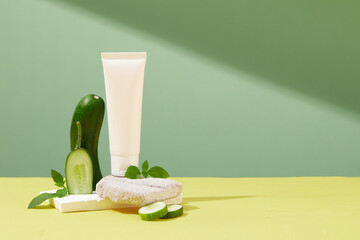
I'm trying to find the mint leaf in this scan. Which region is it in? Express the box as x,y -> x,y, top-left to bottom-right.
147,166 -> 169,178
142,172 -> 149,178
27,193 -> 57,209
56,188 -> 68,198
125,166 -> 141,179
51,169 -> 64,187
142,160 -> 149,172
28,169 -> 69,209
54,182 -> 64,187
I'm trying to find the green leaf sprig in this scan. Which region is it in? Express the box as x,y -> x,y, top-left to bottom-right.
125,160 -> 169,179
27,169 -> 68,209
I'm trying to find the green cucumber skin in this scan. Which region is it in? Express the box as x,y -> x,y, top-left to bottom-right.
139,205 -> 168,221
71,94 -> 105,190
161,205 -> 183,219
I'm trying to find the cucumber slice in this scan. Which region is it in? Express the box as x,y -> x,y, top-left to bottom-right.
161,204 -> 183,219
138,202 -> 168,221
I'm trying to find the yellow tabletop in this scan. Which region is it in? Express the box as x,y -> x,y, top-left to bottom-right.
1,177 -> 360,240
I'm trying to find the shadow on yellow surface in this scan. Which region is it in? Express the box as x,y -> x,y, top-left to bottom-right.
113,207 -> 140,215
183,195 -> 255,204
182,195 -> 255,213
31,205 -> 54,210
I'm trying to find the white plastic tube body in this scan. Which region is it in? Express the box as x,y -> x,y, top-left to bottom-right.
101,52 -> 147,176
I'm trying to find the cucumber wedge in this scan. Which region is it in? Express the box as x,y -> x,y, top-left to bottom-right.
65,121 -> 93,194
138,202 -> 168,221
161,205 -> 183,219
65,149 -> 93,194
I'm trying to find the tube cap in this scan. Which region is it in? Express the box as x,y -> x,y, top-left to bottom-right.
111,155 -> 139,176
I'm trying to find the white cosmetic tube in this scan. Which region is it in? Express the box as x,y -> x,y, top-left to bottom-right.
101,52 -> 147,176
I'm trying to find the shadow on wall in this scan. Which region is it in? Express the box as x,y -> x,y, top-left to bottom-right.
53,0 -> 360,115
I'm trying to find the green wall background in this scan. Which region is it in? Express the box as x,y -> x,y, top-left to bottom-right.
1,0 -> 360,177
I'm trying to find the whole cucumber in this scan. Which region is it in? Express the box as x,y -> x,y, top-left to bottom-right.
71,94 -> 105,189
